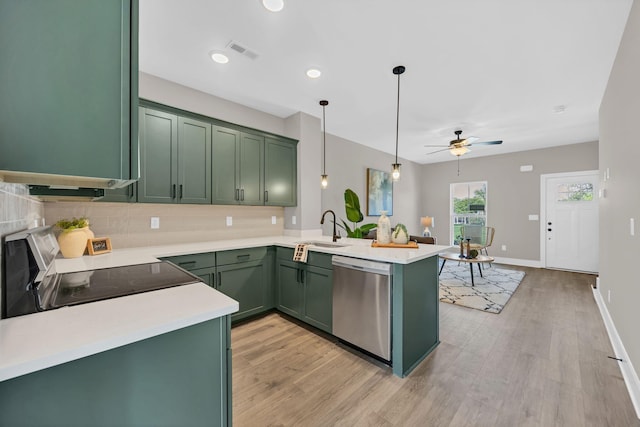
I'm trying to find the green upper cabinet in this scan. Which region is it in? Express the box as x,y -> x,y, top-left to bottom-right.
265,137 -> 297,207
178,117 -> 212,204
212,127 -> 264,205
0,0 -> 138,185
138,108 -> 211,204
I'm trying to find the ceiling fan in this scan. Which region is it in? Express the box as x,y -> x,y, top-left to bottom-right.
425,130 -> 503,175
424,130 -> 503,157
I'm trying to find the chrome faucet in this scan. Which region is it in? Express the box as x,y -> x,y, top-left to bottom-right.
320,210 -> 340,242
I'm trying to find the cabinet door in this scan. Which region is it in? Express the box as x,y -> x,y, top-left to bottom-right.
0,0 -> 137,182
178,117 -> 211,204
191,267 -> 216,288
217,260 -> 268,322
303,266 -> 333,333
239,133 -> 264,205
212,126 -> 240,205
276,260 -> 303,319
138,108 -> 178,203
265,137 -> 297,207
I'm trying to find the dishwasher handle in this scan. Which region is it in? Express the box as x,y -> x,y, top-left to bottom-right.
331,255 -> 392,276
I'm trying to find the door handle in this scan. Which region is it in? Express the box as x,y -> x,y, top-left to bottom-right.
241,188 -> 245,201
265,190 -> 268,203
300,269 -> 305,284
548,222 -> 552,225
172,184 -> 176,199
179,184 -> 183,199
548,228 -> 552,232
217,271 -> 222,287
235,189 -> 239,201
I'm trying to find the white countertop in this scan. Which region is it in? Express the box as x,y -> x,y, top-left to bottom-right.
53,235 -> 451,273
1,234 -> 447,382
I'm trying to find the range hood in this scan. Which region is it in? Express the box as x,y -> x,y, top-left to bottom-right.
0,170 -> 134,190
28,186 -> 105,202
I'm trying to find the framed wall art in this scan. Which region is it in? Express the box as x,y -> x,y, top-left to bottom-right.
366,168 -> 393,216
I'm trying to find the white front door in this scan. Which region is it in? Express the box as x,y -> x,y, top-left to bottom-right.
543,171 -> 599,273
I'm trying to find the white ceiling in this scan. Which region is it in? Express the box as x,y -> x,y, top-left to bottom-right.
139,0 -> 632,164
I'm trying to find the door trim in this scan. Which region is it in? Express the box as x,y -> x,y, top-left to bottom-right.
539,170 -> 599,270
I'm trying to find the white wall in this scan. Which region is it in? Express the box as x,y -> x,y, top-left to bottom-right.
599,0 -> 640,399
420,142 -> 598,261
320,133 -> 423,237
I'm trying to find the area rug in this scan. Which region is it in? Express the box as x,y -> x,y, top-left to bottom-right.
439,263 -> 525,313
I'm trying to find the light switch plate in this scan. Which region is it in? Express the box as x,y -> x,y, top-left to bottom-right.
520,165 -> 533,172
631,218 -> 635,236
271,216 -> 277,225
292,216 -> 297,225
226,216 -> 232,226
150,217 -> 160,229
528,214 -> 539,221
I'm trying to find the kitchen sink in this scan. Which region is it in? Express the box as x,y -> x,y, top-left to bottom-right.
297,241 -> 349,248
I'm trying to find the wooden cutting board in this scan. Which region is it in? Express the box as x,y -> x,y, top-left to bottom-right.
371,241 -> 419,249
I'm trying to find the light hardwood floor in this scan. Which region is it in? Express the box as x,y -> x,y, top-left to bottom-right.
232,266 -> 640,426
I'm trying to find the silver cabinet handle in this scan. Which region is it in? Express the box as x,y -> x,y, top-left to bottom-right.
235,189 -> 239,201
241,188 -> 245,201
265,190 -> 268,202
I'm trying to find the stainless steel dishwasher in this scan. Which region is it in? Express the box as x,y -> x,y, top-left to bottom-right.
332,255 -> 392,361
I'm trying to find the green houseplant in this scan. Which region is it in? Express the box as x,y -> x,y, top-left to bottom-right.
55,217 -> 94,258
338,189 -> 376,238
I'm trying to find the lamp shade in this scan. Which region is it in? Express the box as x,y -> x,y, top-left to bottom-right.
421,216 -> 433,228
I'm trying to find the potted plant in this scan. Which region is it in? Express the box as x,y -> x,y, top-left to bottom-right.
55,217 -> 94,258
337,189 -> 376,238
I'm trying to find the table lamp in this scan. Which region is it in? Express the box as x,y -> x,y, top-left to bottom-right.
421,216 -> 433,237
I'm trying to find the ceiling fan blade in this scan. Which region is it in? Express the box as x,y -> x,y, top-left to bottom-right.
426,147 -> 451,155
423,144 -> 449,148
469,140 -> 503,146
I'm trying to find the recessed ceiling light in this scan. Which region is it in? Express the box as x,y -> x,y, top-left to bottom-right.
306,68 -> 322,79
209,51 -> 229,64
262,0 -> 284,12
553,105 -> 566,114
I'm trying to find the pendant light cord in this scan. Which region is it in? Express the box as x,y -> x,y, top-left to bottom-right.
322,103 -> 326,175
395,72 -> 400,164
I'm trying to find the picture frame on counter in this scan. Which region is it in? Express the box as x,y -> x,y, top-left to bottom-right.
87,237 -> 112,255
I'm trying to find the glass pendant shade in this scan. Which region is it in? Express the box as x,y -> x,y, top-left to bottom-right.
321,174 -> 328,189
391,163 -> 401,181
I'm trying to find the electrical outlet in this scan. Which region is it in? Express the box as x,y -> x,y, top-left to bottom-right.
150,217 -> 160,229
292,216 -> 297,225
226,216 -> 232,226
631,218 -> 635,236
501,245 -> 507,251
271,216 -> 277,225
608,289 -> 611,303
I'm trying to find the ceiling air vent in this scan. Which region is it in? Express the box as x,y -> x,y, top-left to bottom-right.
226,40 -> 259,60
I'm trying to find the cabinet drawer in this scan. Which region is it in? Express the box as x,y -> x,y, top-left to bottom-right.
216,247 -> 267,265
162,252 -> 216,271
276,246 -> 332,269
307,251 -> 332,269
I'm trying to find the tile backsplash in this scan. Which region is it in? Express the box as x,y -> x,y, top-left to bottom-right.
44,202 -> 285,249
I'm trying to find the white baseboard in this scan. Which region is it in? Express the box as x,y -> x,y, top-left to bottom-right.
592,286 -> 640,419
492,256 -> 542,268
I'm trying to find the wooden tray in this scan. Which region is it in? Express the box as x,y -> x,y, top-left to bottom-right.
371,241 -> 419,249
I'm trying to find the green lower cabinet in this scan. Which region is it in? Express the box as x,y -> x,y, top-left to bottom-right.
0,317 -> 231,427
216,260 -> 270,322
301,265 -> 332,332
276,255 -> 332,334
162,248 -> 273,324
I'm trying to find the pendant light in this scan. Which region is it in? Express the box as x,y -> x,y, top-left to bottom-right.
391,65 -> 405,181
320,100 -> 329,189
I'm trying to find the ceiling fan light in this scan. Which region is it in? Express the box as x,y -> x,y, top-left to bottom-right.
450,146 -> 469,156
262,0 -> 284,12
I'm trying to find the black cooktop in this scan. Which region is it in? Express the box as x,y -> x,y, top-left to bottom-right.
48,262 -> 201,309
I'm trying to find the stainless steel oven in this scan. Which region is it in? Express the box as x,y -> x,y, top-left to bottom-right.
2,226 -> 201,319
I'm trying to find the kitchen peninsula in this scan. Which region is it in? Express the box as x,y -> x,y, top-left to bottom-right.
0,235 -> 446,426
